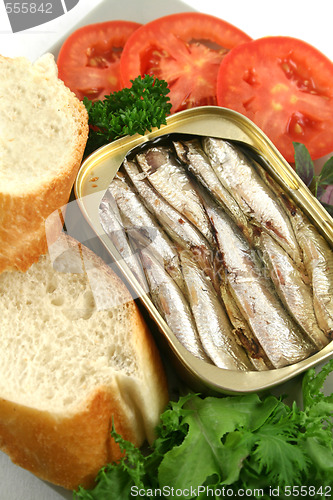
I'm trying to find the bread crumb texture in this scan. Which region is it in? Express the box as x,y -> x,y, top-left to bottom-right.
0,54 -> 85,193
0,247 -> 139,413
0,53 -> 89,273
0,236 -> 168,489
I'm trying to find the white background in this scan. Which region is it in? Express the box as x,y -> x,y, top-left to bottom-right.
0,0 -> 333,61
0,0 -> 332,499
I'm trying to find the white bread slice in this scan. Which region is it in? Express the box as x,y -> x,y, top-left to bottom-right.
0,233 -> 168,490
0,53 -> 89,273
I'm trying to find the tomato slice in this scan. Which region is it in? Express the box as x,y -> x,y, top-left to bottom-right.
120,12 -> 251,113
216,36 -> 333,162
57,21 -> 141,101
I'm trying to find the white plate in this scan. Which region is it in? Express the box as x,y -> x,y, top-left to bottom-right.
1,0 -> 333,498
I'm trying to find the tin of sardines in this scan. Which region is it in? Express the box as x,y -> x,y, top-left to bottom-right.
74,106 -> 333,394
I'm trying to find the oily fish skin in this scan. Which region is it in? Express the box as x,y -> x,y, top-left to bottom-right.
103,176 -> 184,294
136,146 -> 215,246
202,137 -> 303,267
103,157 -> 253,369
99,186 -> 147,290
260,231 -> 329,350
278,194 -> 333,339
206,201 -> 314,369
255,160 -> 333,342
179,250 -> 253,370
100,137 -> 331,370
180,137 -> 331,354
122,157 -> 217,289
140,248 -> 209,362
173,139 -> 254,244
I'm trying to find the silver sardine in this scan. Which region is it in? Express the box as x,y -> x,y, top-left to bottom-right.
173,139 -> 254,243
123,158 -> 216,288
260,231 -> 328,349
206,202 -> 315,368
108,177 -> 185,293
287,208 -> 333,338
136,146 -> 215,246
179,251 -> 253,370
140,249 -> 210,362
202,137 -> 302,265
99,188 -> 147,290
220,283 -> 271,371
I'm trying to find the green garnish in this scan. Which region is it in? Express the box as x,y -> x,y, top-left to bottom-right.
83,75 -> 172,156
74,360 -> 333,500
293,142 -> 333,217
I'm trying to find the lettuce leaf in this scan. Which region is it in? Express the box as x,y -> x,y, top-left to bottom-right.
74,360 -> 333,500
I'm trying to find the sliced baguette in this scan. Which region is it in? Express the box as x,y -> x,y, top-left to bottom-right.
0,53 -> 89,273
0,233 -> 168,490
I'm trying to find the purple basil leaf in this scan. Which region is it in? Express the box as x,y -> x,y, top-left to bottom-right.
293,142 -> 315,187
316,184 -> 325,199
320,184 -> 333,205
319,156 -> 333,186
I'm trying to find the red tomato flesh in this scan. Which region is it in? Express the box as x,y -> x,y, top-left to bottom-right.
57,21 -> 141,101
216,36 -> 333,162
120,12 -> 251,113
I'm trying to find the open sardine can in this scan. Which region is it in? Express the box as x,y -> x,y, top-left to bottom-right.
74,106 -> 333,395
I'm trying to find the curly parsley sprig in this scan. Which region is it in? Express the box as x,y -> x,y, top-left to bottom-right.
83,75 -> 172,156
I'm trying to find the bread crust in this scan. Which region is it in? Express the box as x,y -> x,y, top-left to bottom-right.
0,388 -> 132,490
0,52 -> 169,490
0,236 -> 169,490
0,56 -> 89,273
0,312 -> 168,490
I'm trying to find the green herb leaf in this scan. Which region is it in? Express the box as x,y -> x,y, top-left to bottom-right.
250,416 -> 308,486
293,142 -> 333,217
74,361 -> 333,500
293,142 -> 315,188
318,156 -> 333,186
74,466 -> 135,500
83,75 -> 171,156
157,394 -> 278,490
302,358 -> 333,410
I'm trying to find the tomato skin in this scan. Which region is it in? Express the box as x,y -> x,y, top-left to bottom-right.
57,20 -> 141,101
216,36 -> 333,162
120,12 -> 251,113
